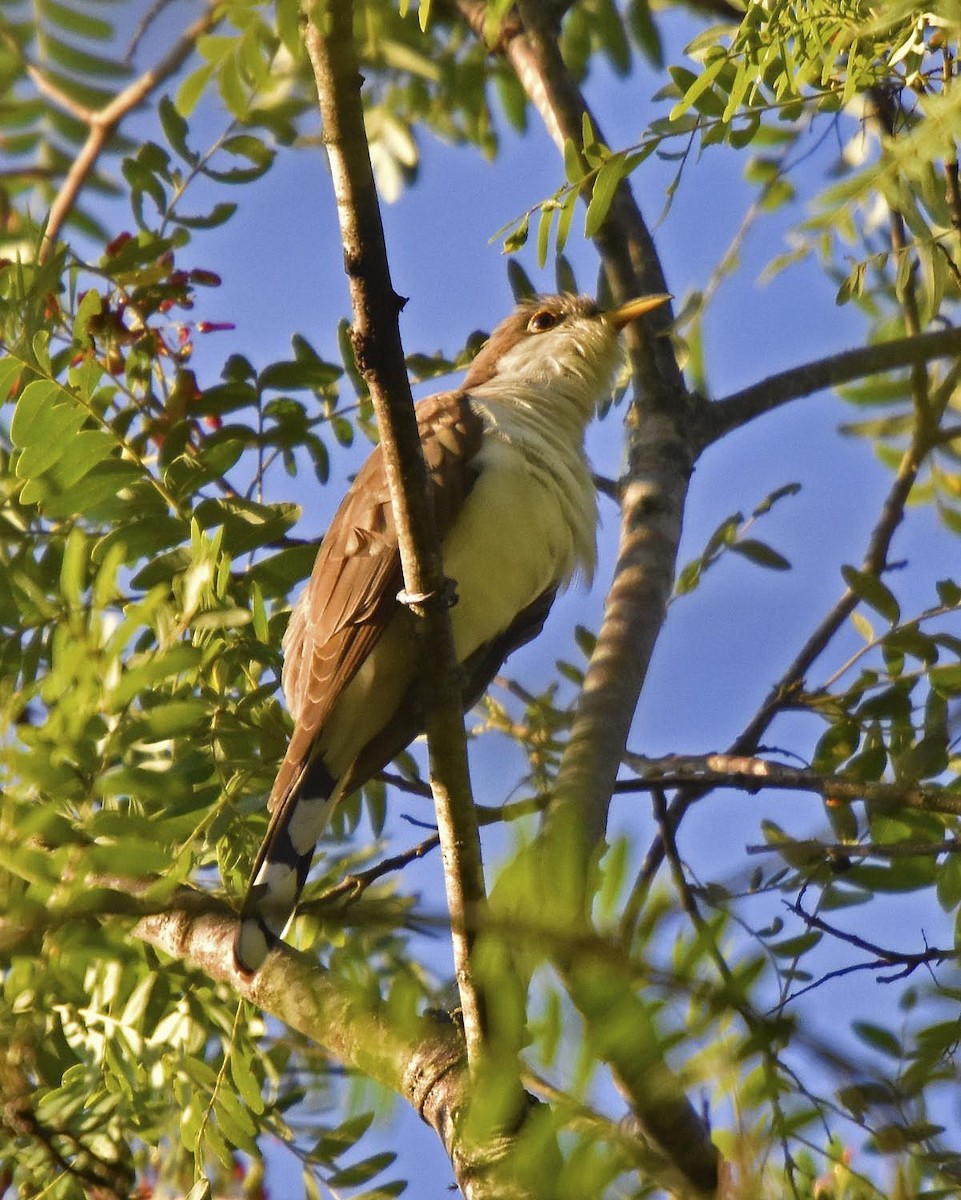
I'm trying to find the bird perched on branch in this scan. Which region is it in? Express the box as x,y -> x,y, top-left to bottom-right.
234,291 -> 670,973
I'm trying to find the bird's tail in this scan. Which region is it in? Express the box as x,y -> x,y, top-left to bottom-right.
233,753 -> 340,975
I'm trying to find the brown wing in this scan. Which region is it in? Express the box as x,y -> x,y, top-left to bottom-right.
267,390 -> 484,813
338,586 -> 557,797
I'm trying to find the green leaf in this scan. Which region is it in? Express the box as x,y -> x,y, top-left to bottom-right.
626,0 -> 663,67
536,204 -> 554,268
584,154 -> 624,238
730,539 -> 791,570
851,610 -> 874,642
258,358 -> 341,391
936,854 -> 961,913
506,258 -> 535,300
246,543 -> 316,595
310,1112 -> 375,1163
39,0 -> 113,39
852,1021 -> 903,1059
44,34 -> 130,79
813,722 -> 859,772
0,356 -> 23,400
896,734 -> 947,781
190,607 -> 251,630
204,134 -> 275,184
767,930 -> 822,958
175,201 -> 237,230
176,62 -> 216,116
159,94 -> 195,162
60,527 -> 87,607
72,287 -> 103,344
139,699 -> 210,739
194,497 -> 299,556
929,663 -> 961,697
936,579 -> 961,607
229,1049 -> 265,1115
10,379 -> 60,447
841,565 -> 900,624
502,213 -> 529,253
563,137 -> 583,183
111,644 -> 203,709
555,188 -> 578,255
276,0 -> 302,54
94,514 -> 189,564
214,1088 -> 258,1150
15,401 -> 86,478
328,1153 -> 397,1189
670,55 -> 725,121
34,459 -> 142,518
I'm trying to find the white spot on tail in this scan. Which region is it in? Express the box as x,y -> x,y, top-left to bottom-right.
234,920 -> 271,975
286,793 -> 335,856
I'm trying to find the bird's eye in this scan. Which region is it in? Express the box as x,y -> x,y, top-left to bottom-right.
527,309 -> 560,333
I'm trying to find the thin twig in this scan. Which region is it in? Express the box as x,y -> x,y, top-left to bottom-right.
315,833 -> 441,904
786,891 -> 952,985
747,838 -> 961,861
38,2 -> 221,258
622,752 -> 961,817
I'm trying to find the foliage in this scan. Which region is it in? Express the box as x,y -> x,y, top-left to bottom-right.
2,0 -> 961,1197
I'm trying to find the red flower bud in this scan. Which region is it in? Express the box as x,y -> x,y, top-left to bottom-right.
105,231 -> 133,257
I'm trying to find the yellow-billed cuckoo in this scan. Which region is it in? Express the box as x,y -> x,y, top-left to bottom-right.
234,291 -> 669,973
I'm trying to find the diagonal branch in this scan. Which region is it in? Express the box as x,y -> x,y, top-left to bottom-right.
302,0 -> 487,1066
705,325 -> 961,447
35,1 -> 221,258
787,890 -> 953,982
136,888 -> 710,1200
133,893 -> 495,1199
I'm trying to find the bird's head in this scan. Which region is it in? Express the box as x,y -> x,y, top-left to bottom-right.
463,292 -> 671,403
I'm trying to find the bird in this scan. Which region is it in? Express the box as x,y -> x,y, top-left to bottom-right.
233,291 -> 670,973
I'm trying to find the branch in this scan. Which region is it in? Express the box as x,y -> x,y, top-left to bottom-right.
481,0 -> 694,878
133,891 -> 541,1200
302,0 -> 487,1065
454,0 -> 698,889
137,886 -> 731,1199
747,838 -> 961,862
37,1 -> 221,258
623,752 -> 961,818
635,354 -> 935,899
454,7 -> 717,1191
705,325 -> 961,445
787,890 -> 953,983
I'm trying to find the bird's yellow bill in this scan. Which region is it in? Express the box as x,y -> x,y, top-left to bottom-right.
606,293 -> 672,329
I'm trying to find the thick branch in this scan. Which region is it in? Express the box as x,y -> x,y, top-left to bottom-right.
706,325 -> 961,446
303,0 -> 487,1064
38,2 -> 221,258
491,0 -> 693,877
133,893 -> 539,1200
455,6 -> 717,1191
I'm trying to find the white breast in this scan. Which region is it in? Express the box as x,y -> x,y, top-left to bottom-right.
442,431 -> 596,663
